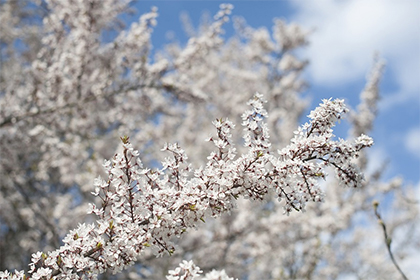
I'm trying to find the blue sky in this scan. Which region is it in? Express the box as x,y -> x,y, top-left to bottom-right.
130,0 -> 420,189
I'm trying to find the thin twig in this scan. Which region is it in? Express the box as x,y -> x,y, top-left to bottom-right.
373,201 -> 409,280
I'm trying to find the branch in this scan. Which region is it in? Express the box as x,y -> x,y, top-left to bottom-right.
373,201 -> 409,280
1,96 -> 373,279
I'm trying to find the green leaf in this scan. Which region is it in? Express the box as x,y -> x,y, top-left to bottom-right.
120,135 -> 129,144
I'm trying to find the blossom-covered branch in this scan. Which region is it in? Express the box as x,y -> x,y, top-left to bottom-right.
0,94 -> 372,279
3,1 -> 417,279
166,260 -> 234,280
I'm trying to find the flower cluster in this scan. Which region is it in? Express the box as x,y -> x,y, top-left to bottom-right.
0,1 -> 309,273
1,1 -> 417,279
166,260 -> 234,280
0,94 -> 372,279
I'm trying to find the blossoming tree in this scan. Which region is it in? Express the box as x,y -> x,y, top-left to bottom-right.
0,1 -> 418,279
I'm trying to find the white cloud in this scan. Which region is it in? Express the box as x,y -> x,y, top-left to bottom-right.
378,89 -> 418,111
290,0 -> 420,102
364,145 -> 389,177
405,127 -> 420,159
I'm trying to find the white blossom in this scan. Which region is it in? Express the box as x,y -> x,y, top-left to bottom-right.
1,2 -> 417,280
